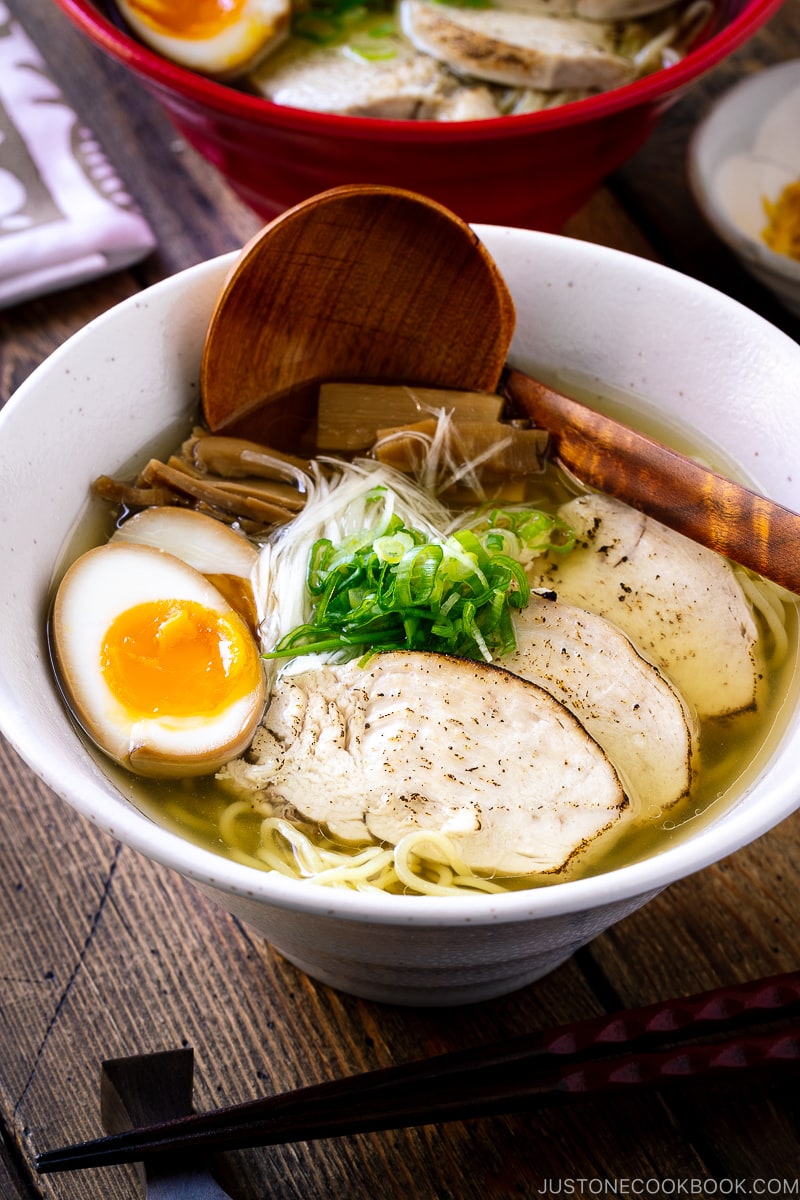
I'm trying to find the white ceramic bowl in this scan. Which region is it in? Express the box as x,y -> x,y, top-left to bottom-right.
688,59 -> 800,318
3,227 -> 800,1007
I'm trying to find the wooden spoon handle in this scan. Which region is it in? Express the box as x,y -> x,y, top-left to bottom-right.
505,368 -> 800,595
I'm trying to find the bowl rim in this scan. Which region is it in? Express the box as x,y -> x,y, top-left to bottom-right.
51,0 -> 786,139
4,236 -> 800,928
688,58 -> 800,284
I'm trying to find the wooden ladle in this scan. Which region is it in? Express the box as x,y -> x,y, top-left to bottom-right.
201,184 -> 800,595
201,184 -> 516,451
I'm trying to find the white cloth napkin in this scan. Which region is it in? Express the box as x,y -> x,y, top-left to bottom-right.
0,2 -> 156,309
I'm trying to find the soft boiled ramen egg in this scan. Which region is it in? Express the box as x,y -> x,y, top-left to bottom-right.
110,506 -> 260,634
114,0 -> 291,78
51,542 -> 266,778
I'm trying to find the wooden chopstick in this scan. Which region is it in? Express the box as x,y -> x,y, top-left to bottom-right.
35,970 -> 800,1174
504,368 -> 800,595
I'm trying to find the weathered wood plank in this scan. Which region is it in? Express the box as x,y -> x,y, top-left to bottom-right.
0,731 -> 723,1200
6,711 -> 800,1197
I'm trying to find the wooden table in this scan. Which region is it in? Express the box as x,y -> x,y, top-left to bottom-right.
2,1 -> 800,1195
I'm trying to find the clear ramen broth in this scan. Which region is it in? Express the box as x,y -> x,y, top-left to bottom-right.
67,379 -> 800,895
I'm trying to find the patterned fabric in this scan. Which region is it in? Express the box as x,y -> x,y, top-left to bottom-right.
0,2 -> 155,307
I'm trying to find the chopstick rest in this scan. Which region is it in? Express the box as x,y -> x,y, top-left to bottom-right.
36,970 -> 800,1174
101,1050 -> 235,1200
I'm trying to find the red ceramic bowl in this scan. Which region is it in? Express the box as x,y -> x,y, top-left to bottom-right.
53,0 -> 783,230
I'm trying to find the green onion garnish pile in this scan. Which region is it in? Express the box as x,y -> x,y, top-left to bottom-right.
292,0 -> 488,48
292,0 -> 397,50
265,504 -> 575,664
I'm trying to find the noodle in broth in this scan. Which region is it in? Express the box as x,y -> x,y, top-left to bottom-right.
53,388 -> 799,897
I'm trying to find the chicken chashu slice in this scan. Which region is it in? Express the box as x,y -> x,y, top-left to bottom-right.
225,650 -> 627,876
505,595 -> 695,817
534,494 -> 760,718
250,41 -> 500,119
490,0 -> 679,24
399,0 -> 637,91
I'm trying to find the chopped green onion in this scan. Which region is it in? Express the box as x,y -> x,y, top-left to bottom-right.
292,11 -> 342,41
292,0 -> 396,44
431,0 -> 492,8
373,531 -> 415,563
344,40 -> 398,61
264,501 -> 574,665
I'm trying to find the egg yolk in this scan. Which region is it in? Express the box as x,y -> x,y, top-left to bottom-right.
128,0 -> 245,39
101,599 -> 261,718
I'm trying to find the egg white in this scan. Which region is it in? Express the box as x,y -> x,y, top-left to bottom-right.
112,506 -> 260,632
112,506 -> 258,576
116,0 -> 291,77
52,542 -> 266,777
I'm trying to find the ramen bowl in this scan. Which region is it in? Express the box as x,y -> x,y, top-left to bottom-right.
51,0 -> 783,230
2,222 -> 800,1006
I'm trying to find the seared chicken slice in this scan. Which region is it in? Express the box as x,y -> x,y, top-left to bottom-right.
223,651 -> 627,875
535,494 -> 760,718
434,83 -> 503,120
251,42 -> 500,118
399,0 -> 637,91
506,595 -> 695,816
491,0 -> 679,23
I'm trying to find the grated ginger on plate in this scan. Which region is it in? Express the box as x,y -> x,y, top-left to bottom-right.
762,180 -> 800,261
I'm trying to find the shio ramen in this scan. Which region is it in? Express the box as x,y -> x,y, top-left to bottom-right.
49,383 -> 798,897
109,0 -> 713,122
